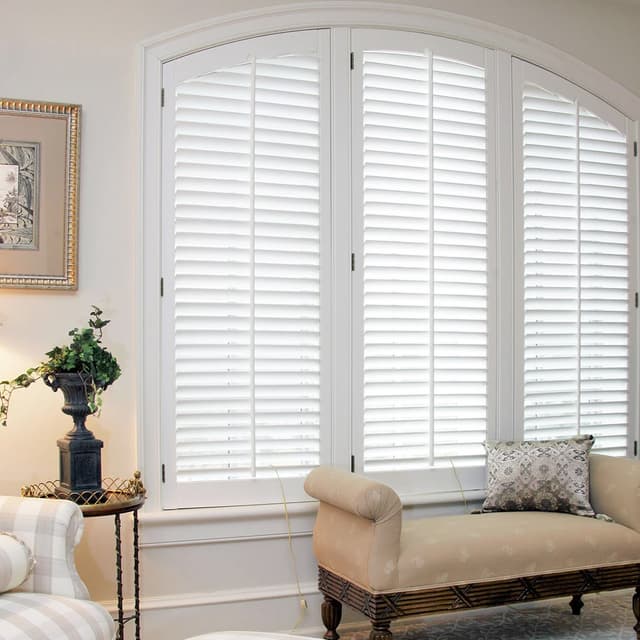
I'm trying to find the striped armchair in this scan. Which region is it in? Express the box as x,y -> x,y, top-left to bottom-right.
0,496 -> 115,640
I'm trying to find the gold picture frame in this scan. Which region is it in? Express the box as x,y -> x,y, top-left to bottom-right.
0,99 -> 80,290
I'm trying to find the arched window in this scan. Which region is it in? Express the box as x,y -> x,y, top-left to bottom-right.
151,21 -> 637,509
514,60 -> 631,454
161,31 -> 331,507
351,31 -> 490,481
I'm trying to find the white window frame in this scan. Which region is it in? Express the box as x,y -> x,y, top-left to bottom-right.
160,29 -> 332,509
349,28 -> 497,497
140,3 -> 640,531
512,58 -> 639,453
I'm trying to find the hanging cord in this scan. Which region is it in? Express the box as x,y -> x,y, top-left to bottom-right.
273,460 -> 471,632
273,467 -> 307,631
449,458 -> 469,514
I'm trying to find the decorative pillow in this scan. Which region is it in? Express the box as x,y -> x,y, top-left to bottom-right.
482,435 -> 595,516
0,532 -> 35,593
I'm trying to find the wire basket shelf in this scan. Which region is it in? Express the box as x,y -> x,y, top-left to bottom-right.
21,471 -> 146,516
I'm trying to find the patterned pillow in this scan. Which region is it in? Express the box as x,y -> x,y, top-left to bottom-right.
0,532 -> 35,593
482,435 -> 595,516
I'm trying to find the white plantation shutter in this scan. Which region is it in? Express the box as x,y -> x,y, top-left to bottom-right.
518,63 -> 630,455
353,32 -> 489,476
155,29 -> 638,510
162,31 -> 329,507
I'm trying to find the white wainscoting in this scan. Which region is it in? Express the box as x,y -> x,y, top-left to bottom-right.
103,580 -> 334,640
129,498 -> 482,640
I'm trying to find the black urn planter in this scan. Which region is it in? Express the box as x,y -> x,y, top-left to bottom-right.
44,372 -> 105,502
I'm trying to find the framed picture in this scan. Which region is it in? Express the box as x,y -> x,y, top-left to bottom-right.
0,99 -> 80,289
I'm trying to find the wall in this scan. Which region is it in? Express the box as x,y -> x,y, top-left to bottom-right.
0,1 -> 639,639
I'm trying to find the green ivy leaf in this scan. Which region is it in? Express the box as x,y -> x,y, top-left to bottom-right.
0,306 -> 121,427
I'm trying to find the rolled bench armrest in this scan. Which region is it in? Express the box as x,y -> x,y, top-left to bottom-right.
590,454 -> 640,532
305,466 -> 402,591
304,465 -> 402,523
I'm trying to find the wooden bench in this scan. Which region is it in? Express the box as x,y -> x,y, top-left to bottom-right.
304,454 -> 640,640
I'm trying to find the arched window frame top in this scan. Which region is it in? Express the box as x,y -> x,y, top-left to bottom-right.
139,2 -> 640,513
141,2 -> 640,121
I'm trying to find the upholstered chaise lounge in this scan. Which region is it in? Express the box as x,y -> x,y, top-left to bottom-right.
305,454 -> 640,640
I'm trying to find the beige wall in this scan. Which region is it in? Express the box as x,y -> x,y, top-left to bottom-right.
0,0 -> 639,636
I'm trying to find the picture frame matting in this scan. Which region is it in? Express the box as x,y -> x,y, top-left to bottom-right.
0,99 -> 80,290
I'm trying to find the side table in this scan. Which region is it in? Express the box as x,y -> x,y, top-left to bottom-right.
21,472 -> 146,640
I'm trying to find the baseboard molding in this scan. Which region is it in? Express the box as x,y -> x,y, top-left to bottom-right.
108,579 -> 502,639
100,580 -> 320,613
117,581 -> 347,640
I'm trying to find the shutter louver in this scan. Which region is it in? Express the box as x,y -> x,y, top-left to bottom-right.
173,54 -> 322,482
522,83 -> 629,454
361,50 -> 488,472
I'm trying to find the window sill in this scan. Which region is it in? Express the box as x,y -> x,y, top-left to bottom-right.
139,487 -> 487,547
139,499 -> 318,547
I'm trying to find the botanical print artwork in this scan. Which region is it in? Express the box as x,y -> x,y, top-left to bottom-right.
0,141 -> 39,250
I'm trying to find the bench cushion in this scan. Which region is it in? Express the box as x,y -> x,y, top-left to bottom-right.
388,511 -> 640,593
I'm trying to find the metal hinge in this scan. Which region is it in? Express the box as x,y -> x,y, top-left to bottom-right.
350,52 -> 354,70
635,291 -> 638,308
161,464 -> 166,483
635,441 -> 638,457
350,455 -> 355,473
161,88 -> 165,108
634,141 -> 638,157
160,277 -> 164,297
351,253 -> 355,271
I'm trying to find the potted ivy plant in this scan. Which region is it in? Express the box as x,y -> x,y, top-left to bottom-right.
0,306 -> 121,500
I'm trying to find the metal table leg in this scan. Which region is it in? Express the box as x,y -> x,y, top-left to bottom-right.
133,509 -> 141,640
115,513 -> 124,639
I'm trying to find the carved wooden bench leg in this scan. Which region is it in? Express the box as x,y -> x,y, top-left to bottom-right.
321,595 -> 342,640
569,594 -> 584,615
633,587 -> 640,638
369,620 -> 392,640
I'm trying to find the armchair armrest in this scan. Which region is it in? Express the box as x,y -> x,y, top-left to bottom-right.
305,466 -> 402,591
590,454 -> 640,532
0,496 -> 90,599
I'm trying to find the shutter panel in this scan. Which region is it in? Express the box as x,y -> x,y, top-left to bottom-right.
522,81 -> 629,454
360,48 -> 488,472
578,105 -> 629,453
173,52 -> 322,483
253,56 -> 322,477
432,55 -> 488,466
